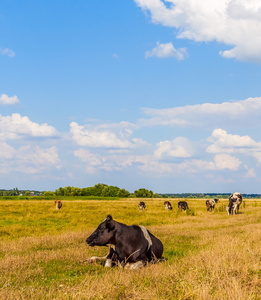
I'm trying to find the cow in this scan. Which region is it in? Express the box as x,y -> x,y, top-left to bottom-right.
178,201 -> 188,211
164,201 -> 173,210
85,215 -> 163,269
138,201 -> 146,212
226,192 -> 243,215
55,200 -> 62,210
206,198 -> 219,212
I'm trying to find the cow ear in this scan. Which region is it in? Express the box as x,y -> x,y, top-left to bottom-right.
106,215 -> 115,231
106,215 -> 113,221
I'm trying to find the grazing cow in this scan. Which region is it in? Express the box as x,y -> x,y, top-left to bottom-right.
206,198 -> 219,212
55,200 -> 62,210
138,201 -> 146,212
86,215 -> 163,269
226,192 -> 243,215
178,201 -> 188,211
164,201 -> 173,210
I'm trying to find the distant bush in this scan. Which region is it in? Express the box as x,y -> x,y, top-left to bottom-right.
54,184 -> 130,198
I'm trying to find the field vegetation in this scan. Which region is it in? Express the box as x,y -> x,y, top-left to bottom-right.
0,197 -> 261,299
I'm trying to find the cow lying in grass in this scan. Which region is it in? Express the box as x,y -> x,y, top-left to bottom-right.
206,198 -> 219,212
226,192 -> 243,215
138,201 -> 146,212
178,201 -> 188,211
164,201 -> 173,210
86,215 -> 163,269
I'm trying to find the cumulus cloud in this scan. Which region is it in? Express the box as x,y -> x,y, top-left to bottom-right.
70,121 -> 143,149
0,113 -> 58,140
145,42 -> 188,60
214,153 -> 242,170
0,47 -> 15,57
245,167 -> 257,178
207,128 -> 261,153
135,0 -> 261,62
0,94 -> 19,105
207,128 -> 261,171
154,137 -> 194,159
0,141 -> 15,159
0,144 -> 61,174
207,128 -> 261,151
139,97 -> 261,127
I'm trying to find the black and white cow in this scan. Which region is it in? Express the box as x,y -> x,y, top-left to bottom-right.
55,200 -> 62,210
86,215 -> 163,269
226,192 -> 243,215
178,201 -> 188,211
138,201 -> 146,212
206,198 -> 219,212
164,201 -> 173,210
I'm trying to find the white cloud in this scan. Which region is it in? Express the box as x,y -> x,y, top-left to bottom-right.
154,137 -> 194,159
70,121 -> 140,149
214,153 -> 242,170
207,129 -> 261,165
16,146 -> 61,167
0,94 -> 19,105
0,141 -> 15,159
135,0 -> 261,62
245,168 -> 257,178
0,113 -> 58,140
207,128 -> 260,151
0,144 -> 61,174
139,97 -> 261,127
145,42 -> 188,60
74,149 -> 104,166
0,48 -> 15,57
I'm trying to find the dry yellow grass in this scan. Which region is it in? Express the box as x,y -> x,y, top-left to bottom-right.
0,198 -> 261,299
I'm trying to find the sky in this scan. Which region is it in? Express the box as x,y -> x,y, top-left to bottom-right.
1,0 -> 261,194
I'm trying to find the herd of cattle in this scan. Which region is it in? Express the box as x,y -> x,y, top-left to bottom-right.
54,192 -> 243,216
78,192 -> 244,269
138,192 -> 243,216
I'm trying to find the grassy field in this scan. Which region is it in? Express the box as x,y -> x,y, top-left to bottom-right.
0,198 -> 261,299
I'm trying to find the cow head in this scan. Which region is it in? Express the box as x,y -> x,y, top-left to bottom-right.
86,215 -> 116,247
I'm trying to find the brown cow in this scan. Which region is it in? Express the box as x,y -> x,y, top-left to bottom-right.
178,201 -> 188,211
55,200 -> 62,210
206,198 -> 219,212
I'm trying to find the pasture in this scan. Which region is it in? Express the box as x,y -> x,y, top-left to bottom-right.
0,198 -> 261,299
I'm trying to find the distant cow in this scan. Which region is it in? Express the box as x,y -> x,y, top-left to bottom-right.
226,192 -> 243,215
55,200 -> 62,210
86,215 -> 163,269
206,198 -> 219,212
164,201 -> 173,210
138,201 -> 146,212
178,201 -> 188,211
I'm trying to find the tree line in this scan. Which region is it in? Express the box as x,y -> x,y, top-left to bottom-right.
1,186 -> 261,198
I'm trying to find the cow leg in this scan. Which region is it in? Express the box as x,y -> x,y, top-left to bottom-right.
104,247 -> 118,268
124,261 -> 144,269
85,246 -> 116,266
84,255 -> 108,264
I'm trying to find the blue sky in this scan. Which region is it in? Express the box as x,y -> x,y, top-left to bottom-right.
1,0 -> 261,193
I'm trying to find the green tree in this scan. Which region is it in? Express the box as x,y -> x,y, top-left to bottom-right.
134,188 -> 154,198
117,189 -> 130,198
44,191 -> 55,196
